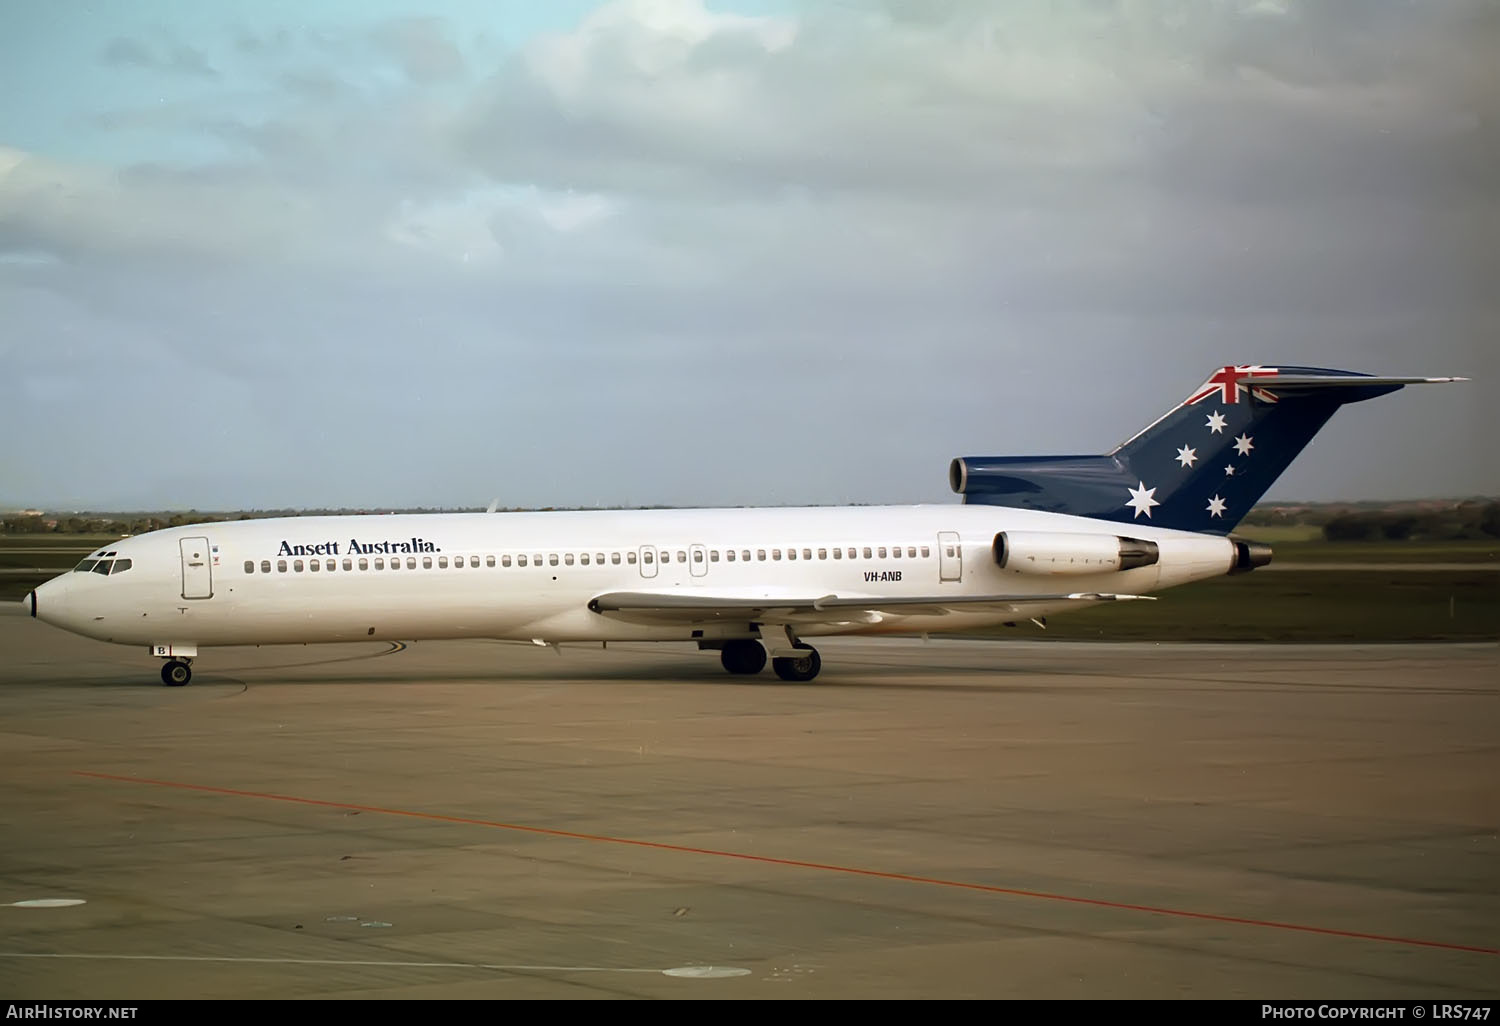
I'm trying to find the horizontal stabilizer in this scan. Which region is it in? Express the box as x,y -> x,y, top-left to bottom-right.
1258,375 -> 1468,389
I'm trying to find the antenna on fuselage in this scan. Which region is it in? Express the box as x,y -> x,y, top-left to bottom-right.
486,498 -> 501,513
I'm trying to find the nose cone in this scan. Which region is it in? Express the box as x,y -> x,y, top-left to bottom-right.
21,590 -> 35,617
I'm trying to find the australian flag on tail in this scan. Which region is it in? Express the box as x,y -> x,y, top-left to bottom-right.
950,365 -> 1465,534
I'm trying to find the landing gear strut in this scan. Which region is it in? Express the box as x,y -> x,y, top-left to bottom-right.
160,659 -> 192,687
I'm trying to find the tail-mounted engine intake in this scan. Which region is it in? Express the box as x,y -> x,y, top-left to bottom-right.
993,531 -> 1160,576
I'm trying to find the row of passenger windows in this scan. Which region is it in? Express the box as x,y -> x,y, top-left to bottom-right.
243,545 -> 933,575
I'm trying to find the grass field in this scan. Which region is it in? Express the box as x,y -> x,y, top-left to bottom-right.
3,535 -> 1496,642
966,570 -> 1498,643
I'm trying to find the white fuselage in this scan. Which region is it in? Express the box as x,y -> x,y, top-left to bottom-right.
26,504 -> 1238,653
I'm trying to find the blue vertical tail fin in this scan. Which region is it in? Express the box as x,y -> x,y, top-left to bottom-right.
950,366 -> 1466,533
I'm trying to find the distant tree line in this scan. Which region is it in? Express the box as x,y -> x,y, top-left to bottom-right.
1320,500 -> 1500,542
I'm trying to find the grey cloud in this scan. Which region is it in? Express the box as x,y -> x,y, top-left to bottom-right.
100,36 -> 217,77
7,1 -> 1496,508
371,17 -> 466,84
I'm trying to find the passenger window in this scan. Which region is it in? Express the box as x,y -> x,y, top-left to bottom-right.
438,556 -> 448,569
946,546 -> 955,557
726,550 -> 736,562
501,555 -> 511,567
549,554 -> 559,566
741,550 -> 751,561
244,560 -> 255,574
709,550 -> 719,562
921,546 -> 930,558
677,550 -> 686,562
309,559 -> 319,572
406,557 -> 417,569
660,551 -> 670,564
261,560 -> 271,573
564,554 -> 574,565
422,557 -> 433,569
847,548 -> 857,559
278,560 -> 288,573
485,556 -> 494,567
358,558 -> 368,571
878,547 -> 887,559
862,548 -> 872,559
772,549 -> 781,560
907,547 -> 917,558
802,548 -> 811,560
891,547 -> 901,559
611,552 -> 621,564
627,552 -> 637,564
294,560 -> 304,572
787,548 -> 797,560
757,549 -> 766,561
694,550 -> 704,564
596,553 -> 604,564
110,559 -> 132,574
644,551 -> 654,564
533,553 -> 542,566
580,553 -> 590,565
818,548 -> 827,560
374,558 -> 385,570
517,555 -> 527,567
342,558 -> 352,571
832,549 -> 841,559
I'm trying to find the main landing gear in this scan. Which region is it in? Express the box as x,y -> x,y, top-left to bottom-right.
718,634 -> 822,682
160,659 -> 192,687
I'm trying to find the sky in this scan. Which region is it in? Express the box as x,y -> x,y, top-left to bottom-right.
2,0 -> 1496,512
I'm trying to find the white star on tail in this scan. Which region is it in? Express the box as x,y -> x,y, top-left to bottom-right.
1233,433 -> 1254,456
1175,445 -> 1198,468
1125,481 -> 1159,519
1206,410 -> 1228,434
1224,464 -> 1236,476
1207,495 -> 1227,518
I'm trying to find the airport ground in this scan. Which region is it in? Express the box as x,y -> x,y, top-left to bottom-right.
0,603 -> 1495,1000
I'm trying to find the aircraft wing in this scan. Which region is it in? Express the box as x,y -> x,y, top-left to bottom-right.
587,590 -> 1154,628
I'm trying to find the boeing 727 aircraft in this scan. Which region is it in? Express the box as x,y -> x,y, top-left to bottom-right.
21,365 -> 1463,685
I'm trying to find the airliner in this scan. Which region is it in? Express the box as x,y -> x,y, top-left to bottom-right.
20,365 -> 1463,686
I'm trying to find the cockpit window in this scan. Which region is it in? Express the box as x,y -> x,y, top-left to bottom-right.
110,559 -> 132,574
74,559 -> 99,573
92,561 -> 112,575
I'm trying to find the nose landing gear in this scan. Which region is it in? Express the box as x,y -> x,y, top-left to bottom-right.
160,659 -> 193,686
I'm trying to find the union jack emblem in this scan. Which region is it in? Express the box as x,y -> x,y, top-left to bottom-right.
1186,365 -> 1281,405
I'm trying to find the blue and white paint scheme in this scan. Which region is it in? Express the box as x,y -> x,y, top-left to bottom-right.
21,366 -> 1464,686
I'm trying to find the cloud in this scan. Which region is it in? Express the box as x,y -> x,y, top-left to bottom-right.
5,0 -> 1496,507
370,17 -> 467,84
100,35 -> 218,78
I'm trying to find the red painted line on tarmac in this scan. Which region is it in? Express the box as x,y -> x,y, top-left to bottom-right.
72,769 -> 1498,957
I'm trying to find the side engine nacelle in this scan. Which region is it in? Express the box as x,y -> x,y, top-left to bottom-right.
992,531 -> 1160,576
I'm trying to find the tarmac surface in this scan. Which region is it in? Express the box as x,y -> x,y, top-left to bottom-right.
0,602 -> 1496,1000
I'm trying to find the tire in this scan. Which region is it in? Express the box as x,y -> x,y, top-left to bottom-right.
721,639 -> 768,675
772,645 -> 821,682
161,661 -> 191,687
